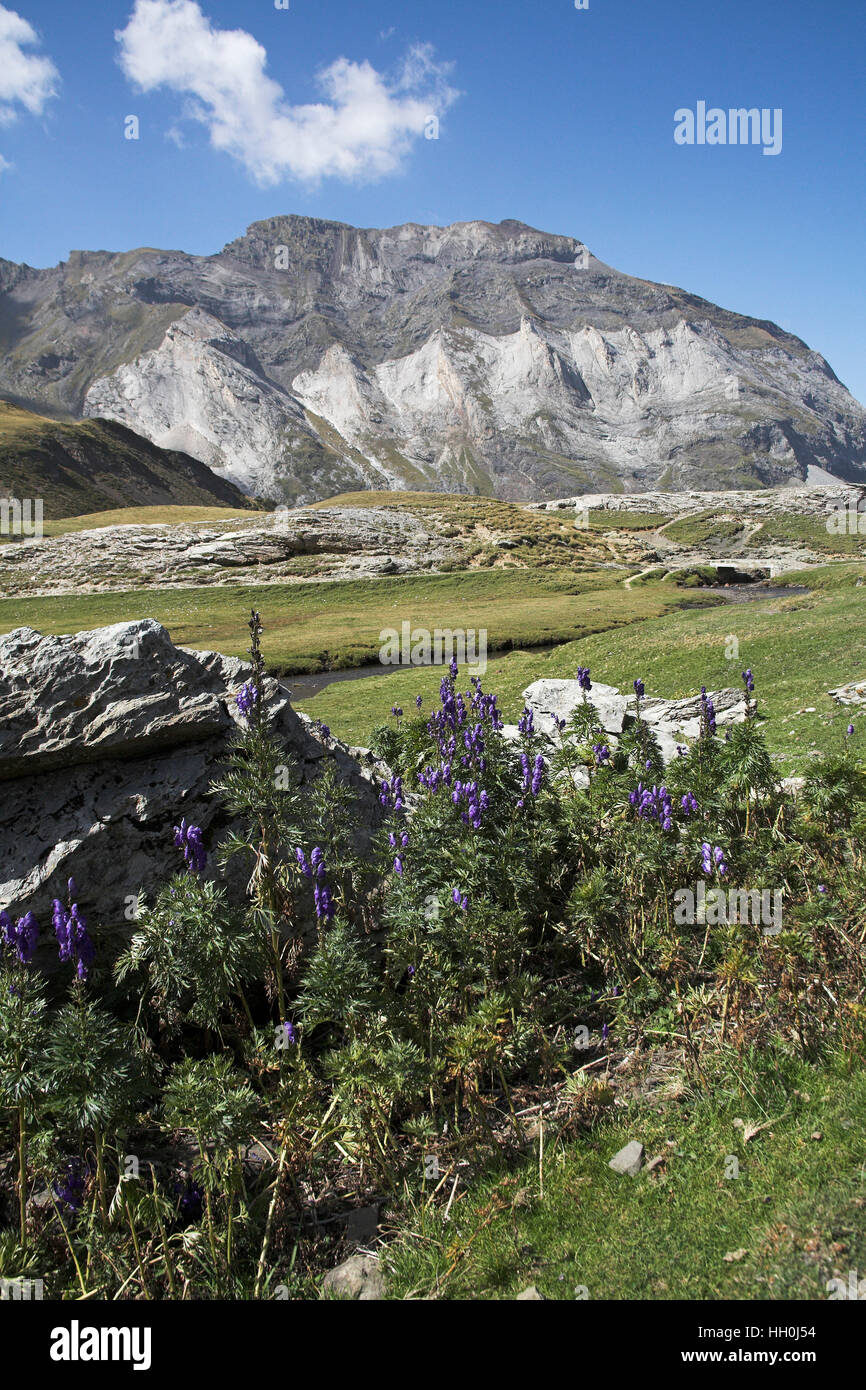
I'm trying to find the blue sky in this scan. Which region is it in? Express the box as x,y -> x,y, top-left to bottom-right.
1,0 -> 864,401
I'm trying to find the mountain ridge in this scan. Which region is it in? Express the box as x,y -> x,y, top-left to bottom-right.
1,214 -> 863,504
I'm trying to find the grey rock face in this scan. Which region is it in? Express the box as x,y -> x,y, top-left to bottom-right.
0,620 -> 383,927
0,505 -> 466,599
828,680 -> 866,706
321,1253 -> 386,1301
1,215 -> 863,503
608,1141 -> 645,1176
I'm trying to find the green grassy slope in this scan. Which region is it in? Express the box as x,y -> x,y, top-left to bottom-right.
0,401 -> 256,518
384,1051 -> 866,1300
294,563 -> 866,772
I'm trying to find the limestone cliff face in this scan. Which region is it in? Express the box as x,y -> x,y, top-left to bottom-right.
1,215 -> 863,502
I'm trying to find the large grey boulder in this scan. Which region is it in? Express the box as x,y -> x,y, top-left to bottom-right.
502,679 -> 749,767
0,620 -> 383,928
521,679 -> 629,735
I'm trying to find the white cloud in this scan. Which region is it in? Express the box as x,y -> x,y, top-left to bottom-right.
0,4 -> 59,127
116,0 -> 458,186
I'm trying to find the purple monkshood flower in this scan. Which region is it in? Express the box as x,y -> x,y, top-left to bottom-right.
174,819 -> 207,874
53,900 -> 95,980
817,884 -> 827,894
393,857 -> 404,876
314,721 -> 331,742
67,877 -> 78,900
174,1176 -> 204,1224
593,743 -> 611,766
633,678 -> 645,701
577,666 -> 592,692
847,724 -> 855,737
741,668 -> 755,695
282,1021 -> 298,1045
379,776 -> 404,812
407,965 -> 416,978
314,883 -> 335,922
680,792 -> 699,817
517,707 -> 535,736
391,705 -> 403,718
602,1022 -> 610,1043
236,681 -> 260,718
629,782 -> 673,831
53,1158 -> 88,1214
449,658 -> 459,679
415,695 -> 423,709
451,888 -> 469,911
531,753 -> 545,796
700,687 -> 717,736
700,842 -> 728,877
1,910 -> 39,965
298,848 -> 333,916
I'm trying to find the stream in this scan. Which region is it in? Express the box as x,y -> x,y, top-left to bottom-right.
283,584 -> 806,701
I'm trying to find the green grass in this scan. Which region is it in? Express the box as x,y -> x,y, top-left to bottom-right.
0,568 -> 713,675
661,513 -> 745,546
384,1051 -> 866,1300
295,563 -> 866,770
748,514 -> 866,557
586,510 -> 670,531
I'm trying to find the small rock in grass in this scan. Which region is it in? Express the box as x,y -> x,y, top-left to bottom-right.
608,1141 -> 644,1176
515,1285 -> 545,1300
322,1253 -> 386,1300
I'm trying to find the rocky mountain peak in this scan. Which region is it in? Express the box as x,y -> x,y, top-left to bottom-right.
0,213 -> 863,504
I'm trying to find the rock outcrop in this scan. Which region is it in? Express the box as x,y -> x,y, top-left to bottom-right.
1,215 -> 863,504
0,620 -> 383,928
828,680 -> 866,707
504,677 -> 750,770
0,504 -> 465,598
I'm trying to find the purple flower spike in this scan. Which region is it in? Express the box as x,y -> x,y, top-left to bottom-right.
236,681 -> 260,718
174,819 -> 207,874
1,909 -> 39,965
53,900 -> 94,979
